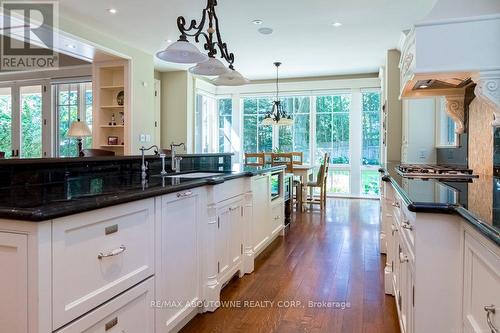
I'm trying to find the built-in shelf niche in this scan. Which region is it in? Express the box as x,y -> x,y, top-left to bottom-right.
93,60 -> 130,155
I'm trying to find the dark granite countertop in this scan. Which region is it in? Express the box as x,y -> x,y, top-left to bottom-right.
0,164 -> 285,222
380,162 -> 500,246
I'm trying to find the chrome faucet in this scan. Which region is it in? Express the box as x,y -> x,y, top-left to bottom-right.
140,145 -> 159,179
170,142 -> 186,173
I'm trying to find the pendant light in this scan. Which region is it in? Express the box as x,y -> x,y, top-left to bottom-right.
262,62 -> 293,126
156,0 -> 248,84
189,57 -> 228,76
156,35 -> 209,64
212,67 -> 250,86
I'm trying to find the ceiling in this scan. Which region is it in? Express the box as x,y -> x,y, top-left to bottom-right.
59,0 -> 438,80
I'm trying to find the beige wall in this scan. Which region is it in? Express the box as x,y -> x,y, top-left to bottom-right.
468,98 -> 494,176
385,49 -> 402,162
160,71 -> 195,151
59,16 -> 156,154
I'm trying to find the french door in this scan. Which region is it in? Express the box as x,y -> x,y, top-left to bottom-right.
0,81 -> 51,158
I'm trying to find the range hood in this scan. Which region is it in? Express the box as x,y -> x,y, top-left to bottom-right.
399,0 -> 500,130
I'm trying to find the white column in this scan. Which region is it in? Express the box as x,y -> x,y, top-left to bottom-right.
350,89 -> 362,196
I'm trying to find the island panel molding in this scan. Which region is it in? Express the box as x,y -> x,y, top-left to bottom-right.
472,71 -> 500,126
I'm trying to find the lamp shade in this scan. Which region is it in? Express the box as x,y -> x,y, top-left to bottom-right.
276,117 -> 294,126
68,119 -> 92,137
212,69 -> 250,86
189,57 -> 228,76
156,39 -> 209,64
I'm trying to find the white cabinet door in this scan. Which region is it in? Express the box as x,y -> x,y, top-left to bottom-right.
270,201 -> 284,237
216,197 -> 244,285
0,232 -> 28,333
463,230 -> 500,333
251,175 -> 271,253
156,189 -> 202,332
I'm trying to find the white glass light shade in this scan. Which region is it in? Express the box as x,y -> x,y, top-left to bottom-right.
261,116 -> 275,125
276,117 -> 294,126
212,69 -> 250,86
156,40 -> 209,64
68,120 -> 92,137
189,57 -> 228,76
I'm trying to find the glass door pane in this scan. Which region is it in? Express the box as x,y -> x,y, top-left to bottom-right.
0,87 -> 12,157
20,85 -> 43,158
56,83 -> 79,157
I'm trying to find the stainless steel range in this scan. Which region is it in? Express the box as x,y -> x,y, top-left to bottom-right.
397,164 -> 478,179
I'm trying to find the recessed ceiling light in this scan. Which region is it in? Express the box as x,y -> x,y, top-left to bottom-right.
108,8 -> 117,14
66,44 -> 76,49
332,22 -> 342,27
420,84 -> 429,89
258,27 -> 273,35
252,19 -> 263,25
166,39 -> 172,43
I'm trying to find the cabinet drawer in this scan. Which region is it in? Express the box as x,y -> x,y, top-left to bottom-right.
52,199 -> 155,329
56,277 -> 154,333
463,230 -> 500,333
271,202 -> 284,236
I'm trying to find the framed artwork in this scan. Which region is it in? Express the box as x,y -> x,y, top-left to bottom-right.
107,136 -> 119,145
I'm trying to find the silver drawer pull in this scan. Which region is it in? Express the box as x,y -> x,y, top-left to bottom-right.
176,191 -> 192,198
229,206 -> 239,211
274,215 -> 281,220
98,245 -> 126,260
399,252 -> 409,263
392,201 -> 400,208
484,305 -> 498,333
401,222 -> 413,231
105,317 -> 118,331
391,224 -> 398,235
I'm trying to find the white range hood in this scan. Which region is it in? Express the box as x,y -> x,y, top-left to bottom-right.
399,0 -> 500,130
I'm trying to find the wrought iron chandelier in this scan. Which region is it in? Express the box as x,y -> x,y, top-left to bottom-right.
262,62 -> 293,126
156,0 -> 249,86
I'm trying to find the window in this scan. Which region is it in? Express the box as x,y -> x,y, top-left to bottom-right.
278,97 -> 311,163
0,87 -> 12,157
20,86 -> 43,158
195,93 -> 233,153
218,98 -> 232,153
54,82 -> 93,157
242,97 -> 273,153
362,91 -> 381,166
316,95 -> 350,165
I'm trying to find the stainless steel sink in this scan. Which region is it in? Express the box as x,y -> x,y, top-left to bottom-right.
164,172 -> 224,179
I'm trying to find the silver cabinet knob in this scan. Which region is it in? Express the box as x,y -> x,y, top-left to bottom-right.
392,202 -> 400,208
399,252 -> 409,263
484,305 -> 498,333
402,222 -> 413,231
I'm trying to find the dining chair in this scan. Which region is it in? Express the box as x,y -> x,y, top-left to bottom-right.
291,152 -> 303,165
271,153 -> 294,173
303,153 -> 330,209
244,152 -> 265,166
81,149 -> 115,157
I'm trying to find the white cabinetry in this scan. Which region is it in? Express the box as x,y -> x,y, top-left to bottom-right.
401,98 -> 437,164
216,196 -> 244,286
55,277 -> 154,333
270,200 -> 285,237
155,188 -> 205,332
0,232 -> 28,333
251,174 -> 271,254
52,199 -> 155,329
383,181 -> 463,333
462,225 -> 500,333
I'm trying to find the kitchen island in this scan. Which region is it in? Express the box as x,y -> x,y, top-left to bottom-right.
379,163 -> 499,333
0,155 -> 286,333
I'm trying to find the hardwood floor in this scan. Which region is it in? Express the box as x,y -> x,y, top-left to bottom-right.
181,198 -> 400,333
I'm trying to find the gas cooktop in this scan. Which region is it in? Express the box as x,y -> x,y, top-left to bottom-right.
396,164 -> 478,179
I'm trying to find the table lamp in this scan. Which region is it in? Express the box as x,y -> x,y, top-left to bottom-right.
68,119 -> 92,157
